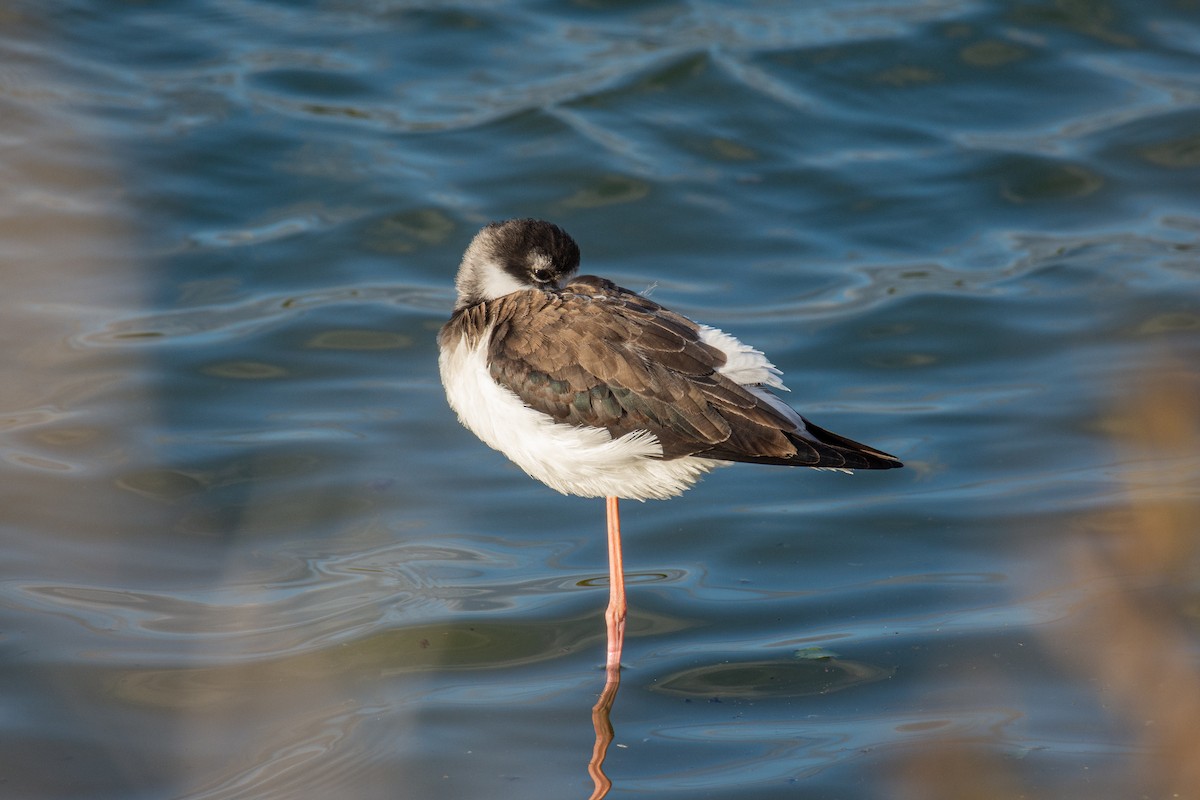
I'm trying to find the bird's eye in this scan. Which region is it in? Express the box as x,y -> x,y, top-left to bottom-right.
533,268 -> 552,283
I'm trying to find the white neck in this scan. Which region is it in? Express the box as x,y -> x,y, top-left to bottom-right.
455,258 -> 528,309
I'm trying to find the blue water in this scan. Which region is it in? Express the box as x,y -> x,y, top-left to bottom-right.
2,1 -> 1199,798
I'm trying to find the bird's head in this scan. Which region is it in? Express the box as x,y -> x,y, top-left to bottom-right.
453,218 -> 581,309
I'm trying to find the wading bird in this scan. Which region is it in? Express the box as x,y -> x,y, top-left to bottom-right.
438,219 -> 902,677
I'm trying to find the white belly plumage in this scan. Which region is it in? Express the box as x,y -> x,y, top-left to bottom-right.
438,334 -> 724,501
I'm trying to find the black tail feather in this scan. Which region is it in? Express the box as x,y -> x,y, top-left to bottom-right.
796,417 -> 903,470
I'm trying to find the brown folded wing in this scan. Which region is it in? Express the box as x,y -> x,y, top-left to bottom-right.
475,277 -> 900,470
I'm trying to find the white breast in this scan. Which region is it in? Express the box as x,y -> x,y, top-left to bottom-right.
438,331 -> 722,501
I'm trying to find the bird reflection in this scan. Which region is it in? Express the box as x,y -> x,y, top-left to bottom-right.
587,667 -> 621,799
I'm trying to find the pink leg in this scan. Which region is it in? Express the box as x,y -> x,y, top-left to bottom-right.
604,495 -> 626,678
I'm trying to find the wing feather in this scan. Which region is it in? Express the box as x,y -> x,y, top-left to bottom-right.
481,278 -> 901,469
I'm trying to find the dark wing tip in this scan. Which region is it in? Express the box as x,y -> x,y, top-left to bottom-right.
795,418 -> 903,470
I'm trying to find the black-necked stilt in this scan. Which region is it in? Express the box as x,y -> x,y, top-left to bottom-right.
438,218 -> 902,677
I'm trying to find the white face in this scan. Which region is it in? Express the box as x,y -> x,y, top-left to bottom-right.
470,258 -> 529,301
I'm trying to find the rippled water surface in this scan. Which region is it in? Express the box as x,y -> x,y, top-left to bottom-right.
3,1 -> 1199,798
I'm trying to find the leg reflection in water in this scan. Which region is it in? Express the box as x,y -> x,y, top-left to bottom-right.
587,667 -> 620,799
